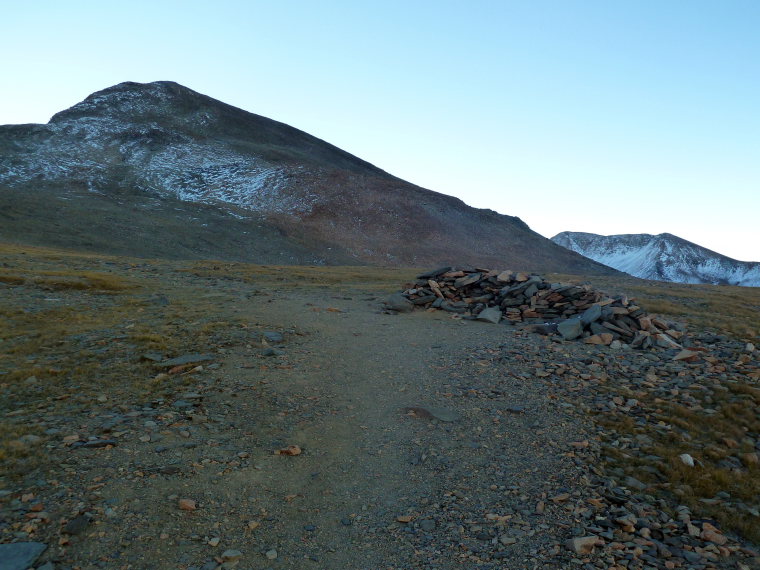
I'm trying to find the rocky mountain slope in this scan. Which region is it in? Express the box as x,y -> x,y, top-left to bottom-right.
0,80 -> 614,274
552,231 -> 760,287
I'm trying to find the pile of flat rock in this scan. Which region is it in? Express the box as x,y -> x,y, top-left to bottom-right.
391,266 -> 684,349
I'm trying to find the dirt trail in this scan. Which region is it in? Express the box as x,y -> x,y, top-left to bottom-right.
187,289 -> 591,568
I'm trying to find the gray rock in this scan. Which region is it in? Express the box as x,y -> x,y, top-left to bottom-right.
0,542 -> 47,570
580,304 -> 602,325
530,323 -> 558,335
261,347 -> 284,357
76,439 -> 117,449
475,306 -> 501,324
589,322 -> 608,336
63,514 -> 89,535
453,273 -> 481,288
141,352 -> 164,362
557,318 -> 583,340
624,476 -> 647,491
524,283 -> 539,297
158,353 -> 215,367
385,292 -> 414,313
262,331 -> 284,343
264,548 -> 277,560
419,519 -> 436,531
404,406 -> 460,422
416,267 -> 452,279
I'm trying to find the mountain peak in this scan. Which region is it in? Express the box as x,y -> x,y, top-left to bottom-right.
552,231 -> 760,286
1,81 -> 618,274
49,80 -> 212,124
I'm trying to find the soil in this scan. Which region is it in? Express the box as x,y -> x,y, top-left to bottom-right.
1,253 -> 758,569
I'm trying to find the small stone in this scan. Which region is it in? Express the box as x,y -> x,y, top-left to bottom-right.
584,334 -> 602,344
674,349 -> 699,361
208,537 -> 221,546
419,519 -> 436,531
742,452 -> 759,466
679,453 -> 695,467
701,522 -> 727,545
178,498 -> 197,511
222,549 -> 242,561
567,536 -> 603,555
63,514 -> 89,535
262,331 -> 284,343
275,445 -> 302,456
79,439 -> 117,448
403,406 -> 459,422
264,549 -> 277,560
158,353 -> 215,367
746,342 -> 755,352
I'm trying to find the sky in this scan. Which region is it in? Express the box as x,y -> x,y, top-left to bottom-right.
2,1 -> 759,261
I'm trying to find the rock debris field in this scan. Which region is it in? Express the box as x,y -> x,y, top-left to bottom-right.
1,259 -> 759,570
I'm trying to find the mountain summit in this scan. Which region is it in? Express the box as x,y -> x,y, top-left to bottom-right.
552,231 -> 760,286
1,80 -> 611,273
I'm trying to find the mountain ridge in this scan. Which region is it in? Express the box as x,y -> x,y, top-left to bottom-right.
552,231 -> 760,286
1,80 -> 614,274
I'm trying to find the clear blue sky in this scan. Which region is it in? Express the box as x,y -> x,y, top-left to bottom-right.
2,1 -> 759,261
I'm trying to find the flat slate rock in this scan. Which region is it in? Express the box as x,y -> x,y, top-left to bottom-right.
403,406 -> 460,422
262,331 -> 284,343
416,266 -> 453,279
475,306 -> 502,324
0,541 -> 47,570
158,353 -> 215,367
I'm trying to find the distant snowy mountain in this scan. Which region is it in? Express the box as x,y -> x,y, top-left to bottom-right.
551,232 -> 760,287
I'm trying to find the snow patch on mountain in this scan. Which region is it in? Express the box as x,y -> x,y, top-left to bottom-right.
552,232 -> 760,287
0,99 -> 321,216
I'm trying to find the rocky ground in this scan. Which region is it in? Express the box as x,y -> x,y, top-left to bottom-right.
1,250 -> 759,569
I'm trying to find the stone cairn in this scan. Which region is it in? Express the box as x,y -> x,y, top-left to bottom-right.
393,266 -> 684,349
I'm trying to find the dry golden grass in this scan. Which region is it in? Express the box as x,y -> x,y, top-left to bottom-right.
183,261 -> 419,292
0,268 -> 133,292
599,372 -> 760,543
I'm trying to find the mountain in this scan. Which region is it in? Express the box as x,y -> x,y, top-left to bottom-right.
1,80 -> 614,273
552,231 -> 760,286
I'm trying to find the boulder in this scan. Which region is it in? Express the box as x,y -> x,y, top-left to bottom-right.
475,306 -> 501,324
0,542 -> 47,570
557,318 -> 583,340
385,292 -> 414,313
